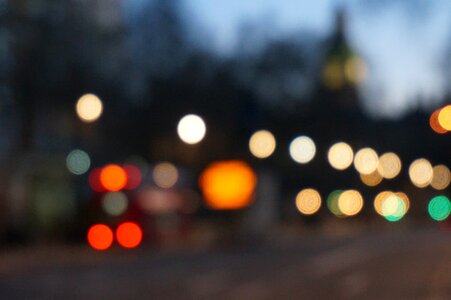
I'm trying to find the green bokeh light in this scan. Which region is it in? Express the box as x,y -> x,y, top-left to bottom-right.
383,196 -> 406,222
327,190 -> 343,217
66,149 -> 91,175
428,196 -> 451,221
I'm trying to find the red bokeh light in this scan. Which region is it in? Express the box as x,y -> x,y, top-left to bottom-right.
100,164 -> 128,192
88,168 -> 105,192
87,224 -> 113,250
123,165 -> 142,190
116,222 -> 143,249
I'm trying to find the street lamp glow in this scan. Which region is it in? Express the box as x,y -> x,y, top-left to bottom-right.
328,142 -> 354,170
409,158 -> 433,188
354,147 -> 378,175
76,93 -> 103,123
377,152 -> 402,179
177,114 -> 206,145
295,188 -> 322,215
338,190 -> 363,216
249,130 -> 276,159
289,136 -> 316,164
431,165 -> 451,190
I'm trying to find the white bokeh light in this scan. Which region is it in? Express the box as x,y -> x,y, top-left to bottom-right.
177,114 -> 206,145
289,136 -> 316,164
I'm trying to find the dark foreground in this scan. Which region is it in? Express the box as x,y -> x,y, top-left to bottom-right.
0,226 -> 450,299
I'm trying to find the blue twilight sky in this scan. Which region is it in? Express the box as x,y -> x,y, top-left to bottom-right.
128,0 -> 451,118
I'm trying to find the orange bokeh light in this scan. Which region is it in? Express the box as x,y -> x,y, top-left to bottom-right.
199,160 -> 257,210
116,222 -> 143,249
430,109 -> 447,134
87,224 -> 113,250
100,164 -> 128,192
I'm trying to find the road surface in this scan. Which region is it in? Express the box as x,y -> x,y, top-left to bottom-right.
0,226 -> 450,299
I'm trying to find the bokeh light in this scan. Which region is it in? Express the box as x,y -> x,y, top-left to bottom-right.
289,136 -> 316,164
344,57 -> 367,84
428,196 -> 451,221
138,188 -> 183,214
395,192 -> 410,212
360,170 -> 383,187
374,191 -> 393,216
66,149 -> 90,175
153,162 -> 178,189
100,164 -> 128,192
88,168 -> 105,192
338,190 -> 364,216
295,188 -> 322,215
377,152 -> 402,179
327,190 -> 345,217
116,222 -> 143,248
438,105 -> 451,131
76,93 -> 103,123
123,165 -> 143,190
249,130 -> 276,159
354,148 -> 378,175
381,193 -> 407,222
199,160 -> 257,210
429,109 -> 447,134
328,142 -> 354,170
102,192 -> 128,216
177,114 -> 206,145
409,158 -> 433,188
322,59 -> 344,89
87,224 -> 113,251
431,164 -> 451,190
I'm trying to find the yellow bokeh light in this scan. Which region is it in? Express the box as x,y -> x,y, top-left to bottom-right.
438,105 -> 451,130
153,162 -> 179,189
177,114 -> 206,144
380,193 -> 408,221
338,190 -> 364,216
360,170 -> 383,187
76,94 -> 103,123
374,191 -> 393,216
328,142 -> 354,170
344,57 -> 367,84
409,158 -> 433,188
249,130 -> 276,159
377,152 -> 402,179
381,194 -> 401,216
354,148 -> 379,175
289,136 -> 316,164
431,164 -> 451,190
322,59 -> 344,89
395,192 -> 410,213
295,188 -> 322,215
199,160 -> 257,210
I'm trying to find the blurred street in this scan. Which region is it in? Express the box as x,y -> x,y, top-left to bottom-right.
1,226 -> 449,299
0,1 -> 450,299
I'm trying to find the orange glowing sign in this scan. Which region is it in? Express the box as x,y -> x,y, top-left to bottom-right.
116,222 -> 143,249
199,160 -> 257,210
87,224 -> 113,250
100,164 -> 128,192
